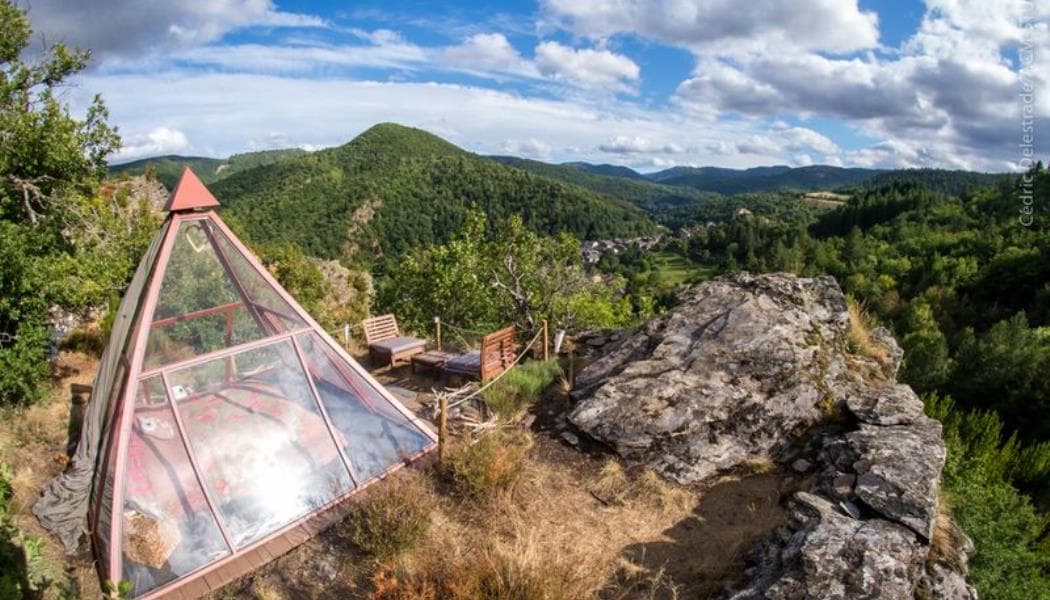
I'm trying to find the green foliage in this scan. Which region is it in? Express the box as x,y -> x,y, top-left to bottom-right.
677,168 -> 1050,445
949,314 -> 1050,441
257,242 -> 372,331
925,394 -> 1050,599
1,462 -> 65,598
652,164 -> 879,195
0,0 -> 140,405
490,155 -> 713,212
443,429 -> 533,502
215,123 -> 655,261
109,148 -> 308,189
482,359 -> 562,421
344,474 -> 433,559
378,211 -> 635,335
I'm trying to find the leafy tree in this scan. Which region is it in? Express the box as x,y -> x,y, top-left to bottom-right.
377,211 -> 633,336
0,0 -> 127,404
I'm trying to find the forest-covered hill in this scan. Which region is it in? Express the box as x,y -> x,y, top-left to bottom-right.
488,155 -> 716,212
648,164 -> 884,193
211,124 -> 656,261
109,148 -> 309,188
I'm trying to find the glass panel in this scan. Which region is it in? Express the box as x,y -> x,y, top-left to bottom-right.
168,340 -> 351,548
297,333 -> 432,481
207,221 -> 308,333
144,219 -> 270,369
121,376 -> 229,597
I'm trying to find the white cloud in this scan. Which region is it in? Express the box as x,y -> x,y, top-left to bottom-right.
598,135 -> 684,154
501,138 -> 554,159
542,0 -> 880,55
443,33 -> 535,77
664,0 -> 1050,170
736,135 -> 781,156
534,41 -> 640,91
26,0 -> 326,59
77,72 -> 816,170
113,126 -> 190,162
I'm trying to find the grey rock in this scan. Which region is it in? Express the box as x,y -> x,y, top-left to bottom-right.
729,493 -> 925,600
920,563 -> 979,600
564,273 -> 964,597
846,383 -> 925,425
848,419 -> 945,539
571,273 -> 849,484
560,431 -> 580,446
871,326 -> 904,376
830,472 -> 856,499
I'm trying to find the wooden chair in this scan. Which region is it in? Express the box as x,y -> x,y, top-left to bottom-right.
442,325 -> 517,382
362,314 -> 425,367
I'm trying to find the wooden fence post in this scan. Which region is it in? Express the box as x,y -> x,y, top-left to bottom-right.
568,349 -> 575,389
343,323 -> 351,352
438,394 -> 448,464
542,319 -> 549,361
434,316 -> 442,351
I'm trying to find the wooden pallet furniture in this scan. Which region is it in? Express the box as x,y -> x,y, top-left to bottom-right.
442,325 -> 517,382
411,350 -> 457,376
362,314 -> 426,367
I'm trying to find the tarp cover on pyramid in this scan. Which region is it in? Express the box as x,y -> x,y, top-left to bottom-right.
34,168 -> 437,599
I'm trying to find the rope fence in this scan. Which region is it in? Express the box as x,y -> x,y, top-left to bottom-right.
433,326 -> 547,460
323,314 -> 558,462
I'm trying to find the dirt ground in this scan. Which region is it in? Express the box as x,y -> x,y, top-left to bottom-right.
1,352 -> 801,600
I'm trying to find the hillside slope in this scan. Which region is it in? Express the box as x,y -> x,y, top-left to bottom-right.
213,124 -> 656,260
651,165 -> 885,194
489,155 -> 717,212
110,148 -> 309,188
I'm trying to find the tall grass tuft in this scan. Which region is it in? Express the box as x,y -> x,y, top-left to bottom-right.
481,360 -> 563,421
846,297 -> 890,365
443,429 -> 533,502
343,473 -> 434,559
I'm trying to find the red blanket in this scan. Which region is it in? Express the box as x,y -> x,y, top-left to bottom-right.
124,381 -> 345,520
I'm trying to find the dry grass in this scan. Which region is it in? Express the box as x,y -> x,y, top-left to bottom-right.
737,457 -> 775,476
366,448 -> 697,600
846,299 -> 891,365
928,496 -> 969,572
0,351 -> 101,599
590,460 -> 693,512
250,580 -> 288,600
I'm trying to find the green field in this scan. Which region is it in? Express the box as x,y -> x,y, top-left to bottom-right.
651,250 -> 714,288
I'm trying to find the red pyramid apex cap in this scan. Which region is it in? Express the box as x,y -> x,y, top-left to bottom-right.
165,166 -> 221,212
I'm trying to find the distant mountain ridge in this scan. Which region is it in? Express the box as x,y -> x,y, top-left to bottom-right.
109,148 -> 309,188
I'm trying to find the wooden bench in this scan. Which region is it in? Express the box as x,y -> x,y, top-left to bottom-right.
442,325 -> 517,382
361,314 -> 425,367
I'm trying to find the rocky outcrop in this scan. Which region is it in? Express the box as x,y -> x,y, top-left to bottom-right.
729,492 -> 926,600
568,273 -> 971,599
571,273 -> 850,484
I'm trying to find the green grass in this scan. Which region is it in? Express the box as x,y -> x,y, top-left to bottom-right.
651,251 -> 713,288
481,359 -> 563,421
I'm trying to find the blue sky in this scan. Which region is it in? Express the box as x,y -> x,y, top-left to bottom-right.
26,0 -> 1049,171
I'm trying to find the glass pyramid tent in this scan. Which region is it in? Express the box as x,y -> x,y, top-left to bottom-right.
33,168 -> 437,599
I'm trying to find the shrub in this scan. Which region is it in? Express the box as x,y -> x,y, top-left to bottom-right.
924,393 -> 1050,600
481,360 -> 562,421
443,429 -> 533,502
344,473 -> 433,559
